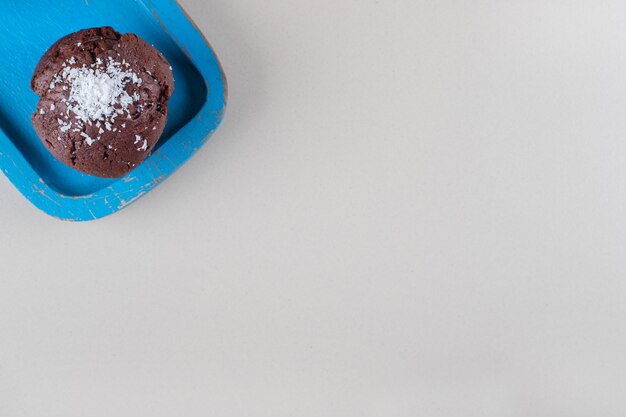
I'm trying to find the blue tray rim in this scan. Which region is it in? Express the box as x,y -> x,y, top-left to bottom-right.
0,0 -> 228,221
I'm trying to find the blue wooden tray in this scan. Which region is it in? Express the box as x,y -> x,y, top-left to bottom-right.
0,0 -> 227,221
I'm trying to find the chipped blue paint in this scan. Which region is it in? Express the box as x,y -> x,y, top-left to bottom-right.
0,0 -> 227,221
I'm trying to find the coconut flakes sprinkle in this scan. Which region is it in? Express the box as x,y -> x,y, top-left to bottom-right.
61,57 -> 141,123
134,135 -> 147,151
51,56 -> 142,145
80,132 -> 96,146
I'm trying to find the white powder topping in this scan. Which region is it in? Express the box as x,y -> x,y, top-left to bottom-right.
40,109 -> 45,114
137,139 -> 147,151
47,56 -> 143,146
49,75 -> 62,90
60,57 -> 141,124
80,132 -> 96,146
77,42 -> 81,47
57,117 -> 71,133
134,135 -> 142,144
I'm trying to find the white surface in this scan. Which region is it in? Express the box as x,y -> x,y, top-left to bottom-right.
2,0 -> 626,415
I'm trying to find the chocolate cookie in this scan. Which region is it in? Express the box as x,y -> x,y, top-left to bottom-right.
31,27 -> 174,178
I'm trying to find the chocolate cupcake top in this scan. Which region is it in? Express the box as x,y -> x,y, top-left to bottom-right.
31,27 -> 174,178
